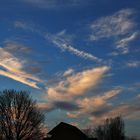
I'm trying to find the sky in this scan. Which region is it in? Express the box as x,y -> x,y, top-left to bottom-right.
0,0 -> 140,137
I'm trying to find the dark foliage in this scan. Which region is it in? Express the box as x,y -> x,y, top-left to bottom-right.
0,90 -> 44,140
94,116 -> 125,140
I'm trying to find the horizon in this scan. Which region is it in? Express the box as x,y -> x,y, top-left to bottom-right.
0,0 -> 140,138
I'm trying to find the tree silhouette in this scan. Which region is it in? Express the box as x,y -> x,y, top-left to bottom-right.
94,116 -> 125,140
0,90 -> 45,140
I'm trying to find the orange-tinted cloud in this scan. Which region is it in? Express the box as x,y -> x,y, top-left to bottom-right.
48,66 -> 109,101
67,89 -> 121,118
0,47 -> 41,89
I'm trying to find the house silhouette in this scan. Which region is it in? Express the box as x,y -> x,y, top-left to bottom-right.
43,122 -> 98,140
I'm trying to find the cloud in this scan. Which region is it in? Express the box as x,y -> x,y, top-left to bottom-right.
126,61 -> 140,68
14,21 -> 102,62
4,41 -> 31,54
37,102 -> 54,112
47,66 -> 109,101
14,21 -> 30,30
47,31 -> 102,62
63,68 -> 74,77
87,94 -> 140,126
89,102 -> 140,125
67,89 -> 121,118
116,32 -> 138,49
0,46 -> 42,89
115,32 -> 138,54
90,9 -> 138,55
53,101 -> 80,111
38,101 -> 80,113
90,9 -> 135,41
14,21 -> 41,33
21,0 -> 90,9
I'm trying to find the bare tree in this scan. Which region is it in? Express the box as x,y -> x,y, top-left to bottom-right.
0,89 -> 45,140
94,116 -> 125,140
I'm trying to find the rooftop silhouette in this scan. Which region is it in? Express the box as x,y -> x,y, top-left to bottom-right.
43,122 -> 90,140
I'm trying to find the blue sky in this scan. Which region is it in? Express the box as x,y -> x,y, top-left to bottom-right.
0,0 -> 140,137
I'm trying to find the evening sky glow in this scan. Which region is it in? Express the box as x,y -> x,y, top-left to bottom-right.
0,0 -> 140,137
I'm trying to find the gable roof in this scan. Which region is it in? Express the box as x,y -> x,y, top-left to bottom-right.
48,122 -> 88,140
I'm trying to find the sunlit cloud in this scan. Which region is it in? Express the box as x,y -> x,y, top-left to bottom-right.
89,102 -> 140,125
87,94 -> 140,126
37,102 -> 54,112
47,66 -> 109,101
67,89 -> 121,118
0,46 -> 42,89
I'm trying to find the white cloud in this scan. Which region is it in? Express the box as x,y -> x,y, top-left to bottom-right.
90,9 -> 138,55
15,21 -> 102,62
47,31 -> 102,62
126,61 -> 140,68
47,66 -> 109,101
63,68 -> 74,77
90,9 -> 135,41
116,32 -> 138,54
0,47 -> 41,89
116,32 -> 138,49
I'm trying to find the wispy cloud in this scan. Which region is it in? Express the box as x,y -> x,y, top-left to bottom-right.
14,21 -> 41,34
0,44 -> 42,89
47,31 -> 102,62
4,41 -> 31,54
115,32 -> 138,54
90,9 -> 135,40
126,61 -> 140,68
21,0 -> 90,9
14,21 -> 102,62
86,94 -> 140,126
89,101 -> 140,125
15,21 -> 30,30
65,89 -> 140,126
47,66 -> 109,101
63,68 -> 74,77
67,89 -> 121,118
90,9 -> 138,55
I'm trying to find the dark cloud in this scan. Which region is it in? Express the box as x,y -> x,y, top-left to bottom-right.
53,101 -> 80,111
24,66 -> 42,74
4,41 -> 31,54
38,101 -> 80,113
91,105 -> 113,117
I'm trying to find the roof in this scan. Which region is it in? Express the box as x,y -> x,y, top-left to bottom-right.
47,122 -> 88,140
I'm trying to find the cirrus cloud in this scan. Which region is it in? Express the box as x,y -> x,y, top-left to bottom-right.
90,9 -> 135,41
